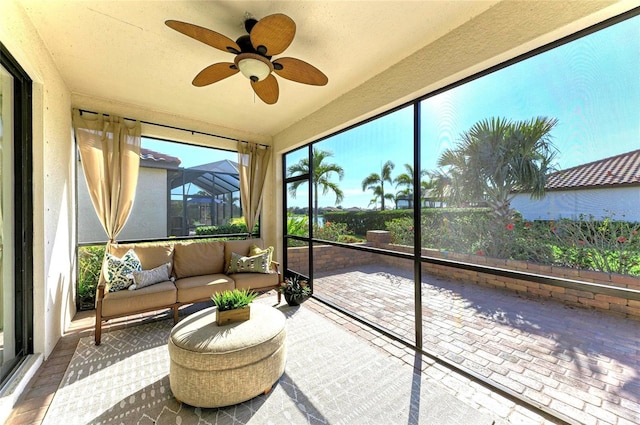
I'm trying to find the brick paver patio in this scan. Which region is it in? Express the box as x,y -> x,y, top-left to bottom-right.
314,264 -> 640,425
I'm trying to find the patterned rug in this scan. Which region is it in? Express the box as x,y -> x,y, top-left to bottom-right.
43,301 -> 494,425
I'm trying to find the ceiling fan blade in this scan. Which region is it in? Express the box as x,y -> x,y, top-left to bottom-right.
273,57 -> 328,86
166,20 -> 241,54
251,74 -> 279,104
250,14 -> 296,56
192,63 -> 239,87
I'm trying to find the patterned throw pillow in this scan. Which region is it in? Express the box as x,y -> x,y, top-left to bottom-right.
248,245 -> 274,265
105,249 -> 142,292
227,251 -> 270,274
129,262 -> 172,290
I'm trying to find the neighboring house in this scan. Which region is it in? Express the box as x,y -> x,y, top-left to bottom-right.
77,148 -> 181,243
511,149 -> 640,222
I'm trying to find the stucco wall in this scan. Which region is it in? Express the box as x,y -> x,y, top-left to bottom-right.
1,0 -> 74,359
77,162 -> 168,243
511,186 -> 640,222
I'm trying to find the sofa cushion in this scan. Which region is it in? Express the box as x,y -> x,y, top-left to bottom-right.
174,274 -> 234,304
230,271 -> 279,291
173,241 -> 225,279
227,251 -> 270,274
110,243 -> 174,273
104,249 -> 142,292
102,281 -> 176,317
224,239 -> 265,272
130,262 -> 172,290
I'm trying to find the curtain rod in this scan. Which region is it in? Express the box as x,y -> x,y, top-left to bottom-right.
77,108 -> 269,148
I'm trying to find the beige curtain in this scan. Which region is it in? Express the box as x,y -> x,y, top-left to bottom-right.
72,109 -> 141,245
238,141 -> 271,237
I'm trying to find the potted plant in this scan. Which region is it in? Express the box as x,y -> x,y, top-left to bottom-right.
279,275 -> 312,306
211,288 -> 258,326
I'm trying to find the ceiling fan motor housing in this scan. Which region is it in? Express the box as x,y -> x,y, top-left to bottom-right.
234,53 -> 273,82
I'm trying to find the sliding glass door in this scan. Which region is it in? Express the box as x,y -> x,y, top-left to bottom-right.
0,61 -> 16,382
0,43 -> 33,386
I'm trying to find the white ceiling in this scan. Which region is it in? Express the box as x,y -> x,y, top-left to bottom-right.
18,0 -> 500,138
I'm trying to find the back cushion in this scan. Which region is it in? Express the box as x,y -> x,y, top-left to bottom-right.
224,239 -> 264,273
173,241 -> 225,278
110,243 -> 174,272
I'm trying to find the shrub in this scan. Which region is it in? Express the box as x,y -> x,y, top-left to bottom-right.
385,210 -> 554,263
313,221 -> 359,243
323,210 -> 412,237
287,213 -> 309,237
77,245 -> 105,307
196,217 -> 259,236
551,215 -> 640,275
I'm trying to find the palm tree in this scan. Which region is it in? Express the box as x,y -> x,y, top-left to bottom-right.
287,148 -> 344,226
436,116 -> 558,221
424,171 -> 449,207
394,163 -> 429,207
361,160 -> 395,210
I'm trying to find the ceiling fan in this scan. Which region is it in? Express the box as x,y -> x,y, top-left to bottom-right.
165,13 -> 328,105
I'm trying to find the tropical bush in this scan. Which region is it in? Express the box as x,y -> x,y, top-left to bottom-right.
385,209 -> 639,275
314,221 -> 361,243
77,245 -> 105,308
551,215 -> 640,275
287,213 -> 309,237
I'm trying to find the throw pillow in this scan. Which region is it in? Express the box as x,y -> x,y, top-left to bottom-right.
227,251 -> 270,274
105,249 -> 142,292
129,262 -> 171,290
248,244 -> 274,265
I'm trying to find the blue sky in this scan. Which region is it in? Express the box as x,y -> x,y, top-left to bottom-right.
146,15 -> 639,210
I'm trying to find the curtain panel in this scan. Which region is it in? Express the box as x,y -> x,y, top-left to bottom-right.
72,109 -> 141,244
238,142 -> 271,237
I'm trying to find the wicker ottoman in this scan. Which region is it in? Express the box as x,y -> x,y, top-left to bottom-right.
168,303 -> 286,408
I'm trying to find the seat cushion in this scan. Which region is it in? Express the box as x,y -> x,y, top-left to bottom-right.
175,273 -> 234,303
101,281 -> 176,317
229,271 -> 279,291
173,241 -> 225,279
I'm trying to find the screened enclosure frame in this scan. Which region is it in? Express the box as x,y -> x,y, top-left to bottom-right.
282,8 -> 640,424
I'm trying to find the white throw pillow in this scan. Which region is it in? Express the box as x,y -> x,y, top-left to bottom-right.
129,262 -> 172,290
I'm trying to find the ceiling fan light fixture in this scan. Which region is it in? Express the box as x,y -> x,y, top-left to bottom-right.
234,53 -> 273,82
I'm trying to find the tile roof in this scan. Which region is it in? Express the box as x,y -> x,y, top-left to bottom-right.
140,147 -> 181,166
546,149 -> 640,190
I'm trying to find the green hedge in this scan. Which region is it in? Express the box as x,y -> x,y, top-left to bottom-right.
196,223 -> 250,235
323,208 -> 490,237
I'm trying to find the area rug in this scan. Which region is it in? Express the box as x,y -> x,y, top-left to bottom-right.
43,302 -> 494,425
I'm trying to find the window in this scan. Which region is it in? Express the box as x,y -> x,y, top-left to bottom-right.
77,137 -> 246,243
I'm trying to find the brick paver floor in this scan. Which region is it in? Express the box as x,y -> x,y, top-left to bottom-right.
314,264 -> 640,425
7,276 -> 639,425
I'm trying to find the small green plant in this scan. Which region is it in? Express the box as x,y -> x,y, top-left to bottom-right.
211,289 -> 258,311
279,275 -> 312,297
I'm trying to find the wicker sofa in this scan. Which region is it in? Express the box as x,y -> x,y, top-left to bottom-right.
94,238 -> 280,345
